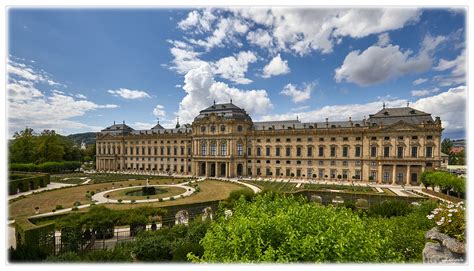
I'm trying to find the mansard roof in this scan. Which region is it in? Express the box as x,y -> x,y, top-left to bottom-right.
151,123 -> 165,130
100,123 -> 134,135
194,102 -> 252,122
368,107 -> 434,126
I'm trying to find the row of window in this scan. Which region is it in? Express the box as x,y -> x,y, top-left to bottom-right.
100,144 -> 434,159
98,146 -> 192,156
252,135 -> 434,143
248,160 -> 361,166
249,167 -> 361,179
200,125 -> 243,133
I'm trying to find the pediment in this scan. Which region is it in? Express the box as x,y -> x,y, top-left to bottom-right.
379,120 -> 421,132
97,133 -> 118,140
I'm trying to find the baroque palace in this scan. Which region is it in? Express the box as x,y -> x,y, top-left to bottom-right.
96,101 -> 443,185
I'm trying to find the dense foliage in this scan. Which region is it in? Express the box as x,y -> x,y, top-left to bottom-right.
131,220 -> 210,261
45,243 -> 134,262
9,128 -> 95,164
10,161 -> 82,173
420,171 -> 465,196
441,138 -> 465,165
189,193 -> 436,263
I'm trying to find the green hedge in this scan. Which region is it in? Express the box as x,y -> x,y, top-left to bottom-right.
9,161 -> 81,173
13,217 -> 56,260
8,172 -> 51,195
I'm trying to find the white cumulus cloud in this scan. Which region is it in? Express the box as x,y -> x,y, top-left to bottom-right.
262,54 -> 290,78
410,87 -> 439,97
335,34 -> 445,86
177,63 -> 273,123
212,51 -> 257,84
108,88 -> 151,99
280,82 -> 314,103
153,105 -> 166,118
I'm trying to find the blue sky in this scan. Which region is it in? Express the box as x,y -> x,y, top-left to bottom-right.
7,8 -> 466,139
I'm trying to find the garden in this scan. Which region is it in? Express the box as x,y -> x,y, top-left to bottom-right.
10,190 -> 463,263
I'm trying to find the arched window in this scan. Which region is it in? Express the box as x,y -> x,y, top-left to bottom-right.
237,125 -> 243,132
220,125 -> 225,132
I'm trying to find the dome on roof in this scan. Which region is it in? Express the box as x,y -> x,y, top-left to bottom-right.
194,102 -> 252,122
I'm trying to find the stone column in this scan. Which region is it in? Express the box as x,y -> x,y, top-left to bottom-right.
205,162 -> 210,177
392,165 -> 397,185
406,165 -> 411,185
377,164 -> 383,184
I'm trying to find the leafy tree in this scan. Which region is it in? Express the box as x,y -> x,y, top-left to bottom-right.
441,138 -> 453,154
9,128 -> 37,163
36,130 -> 65,163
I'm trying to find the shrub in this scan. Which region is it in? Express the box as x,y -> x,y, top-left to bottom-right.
427,202 -> 465,242
55,205 -> 63,210
73,201 -> 81,206
368,200 -> 412,218
71,207 -> 79,211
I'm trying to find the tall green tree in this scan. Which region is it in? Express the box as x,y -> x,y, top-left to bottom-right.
441,138 -> 453,154
36,130 -> 65,163
9,128 -> 37,163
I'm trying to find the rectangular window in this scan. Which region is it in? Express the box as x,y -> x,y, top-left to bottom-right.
371,146 -> 377,157
330,146 -> 336,157
397,147 -> 403,158
411,146 -> 418,158
266,147 -> 271,156
221,143 -> 227,156
257,147 -> 261,156
210,144 -> 216,156
342,146 -> 348,157
397,172 -> 404,183
247,147 -> 252,156
286,147 -> 291,156
318,147 -> 324,157
318,169 -> 324,178
167,147 -> 171,155
296,147 -> 302,157
383,172 -> 390,182
276,147 -> 281,156
384,146 -> 390,157
426,146 -> 433,158
237,143 -> 243,156
355,146 -> 361,157
307,146 -> 313,157
201,144 -> 207,156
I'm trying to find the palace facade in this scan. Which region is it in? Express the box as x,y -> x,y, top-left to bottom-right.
96,102 -> 443,185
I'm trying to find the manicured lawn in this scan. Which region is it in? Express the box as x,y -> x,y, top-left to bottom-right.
9,179 -> 249,220
103,186 -> 187,200
103,180 -> 251,211
8,177 -> 192,220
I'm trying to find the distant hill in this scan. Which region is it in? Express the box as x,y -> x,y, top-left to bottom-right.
66,132 -> 97,145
